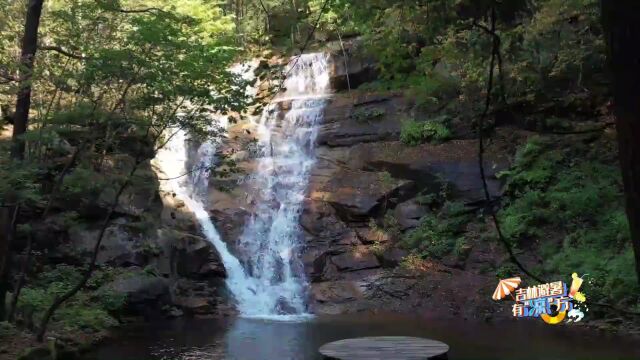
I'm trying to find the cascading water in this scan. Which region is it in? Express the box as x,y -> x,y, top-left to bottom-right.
234,53 -> 330,317
154,129 -> 253,301
154,53 -> 330,319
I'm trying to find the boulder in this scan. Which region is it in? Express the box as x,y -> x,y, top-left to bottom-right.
171,279 -> 221,315
105,272 -> 170,305
158,190 -> 199,233
393,199 -> 428,230
380,247 -> 409,267
314,169 -> 414,221
173,232 -> 226,279
62,219 -> 145,267
355,227 -> 392,245
331,247 -> 381,272
98,157 -> 161,217
311,281 -> 363,304
305,250 -> 342,282
317,93 -> 411,147
326,43 -> 378,90
148,229 -> 226,279
347,140 -> 508,203
172,296 -> 214,314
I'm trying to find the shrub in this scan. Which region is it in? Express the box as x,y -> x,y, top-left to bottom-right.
56,306 -> 118,332
0,321 -> 17,338
498,137 -> 637,304
16,265 -> 124,333
400,116 -> 451,146
403,201 -> 469,258
351,107 -> 386,123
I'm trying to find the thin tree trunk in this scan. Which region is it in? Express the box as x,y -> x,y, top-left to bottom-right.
1,0 -> 44,322
0,203 -> 19,321
11,0 -> 45,160
7,232 -> 32,322
336,30 -> 352,96
601,0 -> 640,285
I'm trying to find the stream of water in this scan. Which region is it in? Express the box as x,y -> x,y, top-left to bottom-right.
155,54 -> 330,318
233,53 -> 330,317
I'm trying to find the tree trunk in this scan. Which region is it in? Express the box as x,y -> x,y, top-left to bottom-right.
0,203 -> 19,321
7,232 -> 32,322
601,0 -> 640,285
11,0 -> 45,160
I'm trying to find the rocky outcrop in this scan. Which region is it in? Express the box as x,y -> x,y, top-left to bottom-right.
207,80 -> 511,314
317,93 -> 411,147
103,270 -> 170,309
325,38 -> 378,91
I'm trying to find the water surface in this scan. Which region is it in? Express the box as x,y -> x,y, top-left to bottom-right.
85,314 -> 639,360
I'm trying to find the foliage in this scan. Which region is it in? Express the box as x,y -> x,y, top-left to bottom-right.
15,264 -> 130,332
400,116 -> 451,146
0,321 -> 17,338
1,1 -> 254,336
498,136 -> 637,303
351,107 -> 386,123
403,201 -> 469,259
321,0 -> 604,123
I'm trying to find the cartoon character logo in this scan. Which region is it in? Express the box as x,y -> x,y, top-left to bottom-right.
493,273 -> 588,325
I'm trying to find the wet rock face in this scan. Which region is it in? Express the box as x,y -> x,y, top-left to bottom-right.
315,169 -> 414,222
317,93 -> 411,147
331,247 -> 380,272
325,40 -> 379,91
295,87 -> 510,313
172,231 -> 227,279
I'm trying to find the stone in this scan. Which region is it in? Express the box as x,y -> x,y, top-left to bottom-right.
346,140 -> 508,203
275,297 -> 298,315
394,200 -> 428,231
172,296 -> 214,314
147,229 -> 226,279
331,247 -> 381,272
311,281 -> 363,304
62,219 -> 145,267
105,272 -> 170,305
317,94 -> 411,147
355,227 -> 392,245
317,170 -> 414,221
327,47 -> 378,91
173,232 -> 226,279
380,247 -> 409,268
209,206 -> 250,252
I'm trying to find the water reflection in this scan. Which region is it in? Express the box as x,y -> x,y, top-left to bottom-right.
87,314 -> 640,360
226,318 -> 315,360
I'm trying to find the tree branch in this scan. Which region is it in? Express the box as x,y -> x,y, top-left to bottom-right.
477,6 -> 545,284
39,45 -> 87,60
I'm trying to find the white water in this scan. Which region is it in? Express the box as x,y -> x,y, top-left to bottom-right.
154,54 -> 330,319
235,53 -> 330,317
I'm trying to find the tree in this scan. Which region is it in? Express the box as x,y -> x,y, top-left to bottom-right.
11,0 -> 44,160
0,0 -> 44,322
601,0 -> 640,285
26,0 -> 249,340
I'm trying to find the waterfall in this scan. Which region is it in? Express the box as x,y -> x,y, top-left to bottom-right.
235,53 -> 330,317
154,53 -> 330,319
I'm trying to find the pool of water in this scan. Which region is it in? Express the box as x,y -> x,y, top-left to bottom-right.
85,314 -> 639,360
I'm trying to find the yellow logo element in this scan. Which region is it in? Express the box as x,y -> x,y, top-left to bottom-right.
569,273 -> 584,298
541,311 -> 567,325
573,291 -> 586,303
